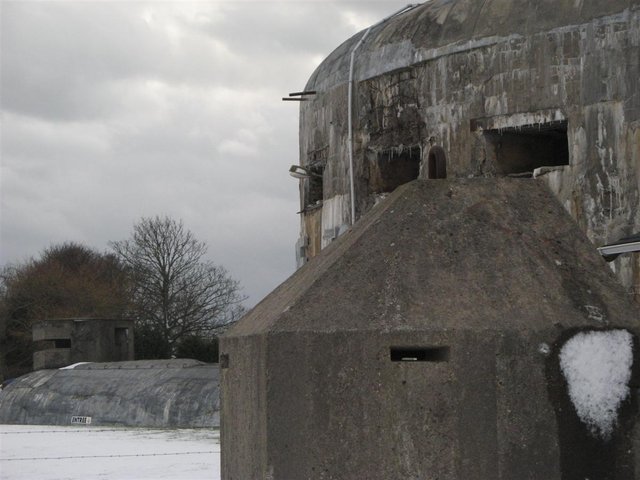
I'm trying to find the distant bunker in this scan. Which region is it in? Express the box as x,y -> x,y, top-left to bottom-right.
0,360 -> 219,428
221,179 -> 640,480
32,318 -> 135,370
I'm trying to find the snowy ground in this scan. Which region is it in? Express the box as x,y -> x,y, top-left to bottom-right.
0,425 -> 220,480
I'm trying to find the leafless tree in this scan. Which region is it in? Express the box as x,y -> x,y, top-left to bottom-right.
0,283 -> 7,382
110,216 -> 243,355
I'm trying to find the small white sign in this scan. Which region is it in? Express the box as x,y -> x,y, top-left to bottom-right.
71,416 -> 92,425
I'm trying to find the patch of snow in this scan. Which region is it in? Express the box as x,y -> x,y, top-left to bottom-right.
538,343 -> 551,356
59,362 -> 91,370
373,193 -> 389,206
559,329 -> 634,440
0,425 -> 220,480
584,305 -> 607,324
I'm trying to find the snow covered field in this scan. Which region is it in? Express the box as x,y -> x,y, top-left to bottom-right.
0,425 -> 220,480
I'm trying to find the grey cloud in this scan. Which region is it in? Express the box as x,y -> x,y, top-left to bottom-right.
2,1 -> 402,122
1,1 -> 405,305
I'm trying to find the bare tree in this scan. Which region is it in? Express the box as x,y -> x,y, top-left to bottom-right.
110,216 -> 243,356
0,282 -> 7,382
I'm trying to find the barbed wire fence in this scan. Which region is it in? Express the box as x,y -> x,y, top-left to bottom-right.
0,427 -> 220,465
2,451 -> 220,461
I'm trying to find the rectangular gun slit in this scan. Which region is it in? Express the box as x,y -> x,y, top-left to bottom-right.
390,346 -> 450,362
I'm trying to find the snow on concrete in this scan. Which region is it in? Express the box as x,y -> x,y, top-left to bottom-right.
59,362 -> 91,370
559,329 -> 634,440
0,425 -> 220,480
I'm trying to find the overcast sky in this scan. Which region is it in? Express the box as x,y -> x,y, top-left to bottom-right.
1,0 -> 409,306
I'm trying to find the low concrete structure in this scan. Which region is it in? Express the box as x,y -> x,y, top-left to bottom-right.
221,179 -> 640,480
0,359 -> 219,428
32,318 -> 134,370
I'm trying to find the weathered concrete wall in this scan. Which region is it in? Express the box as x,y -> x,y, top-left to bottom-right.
220,336 -> 267,479
32,320 -> 73,341
298,0 -> 640,301
222,179 -> 640,480
33,349 -> 71,370
0,359 -> 219,428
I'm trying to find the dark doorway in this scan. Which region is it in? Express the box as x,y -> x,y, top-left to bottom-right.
483,121 -> 569,175
114,327 -> 129,360
427,146 -> 447,179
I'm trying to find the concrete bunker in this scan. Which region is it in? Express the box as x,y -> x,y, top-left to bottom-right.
221,179 -> 640,480
294,0 -> 640,302
260,1 -> 640,477
0,359 -> 220,428
32,318 -> 135,370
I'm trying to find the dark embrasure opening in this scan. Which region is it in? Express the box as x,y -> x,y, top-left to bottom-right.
483,121 -> 569,175
390,346 -> 450,362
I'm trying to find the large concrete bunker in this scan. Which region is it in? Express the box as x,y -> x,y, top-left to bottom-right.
296,0 -> 640,302
221,179 -> 640,479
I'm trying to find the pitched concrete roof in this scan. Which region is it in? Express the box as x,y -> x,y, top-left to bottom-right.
227,179 -> 639,337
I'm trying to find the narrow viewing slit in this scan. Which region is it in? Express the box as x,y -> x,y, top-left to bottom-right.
390,346 -> 450,362
54,338 -> 72,349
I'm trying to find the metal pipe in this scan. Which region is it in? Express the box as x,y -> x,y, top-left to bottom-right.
289,91 -> 317,96
598,241 -> 640,256
346,4 -> 420,225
